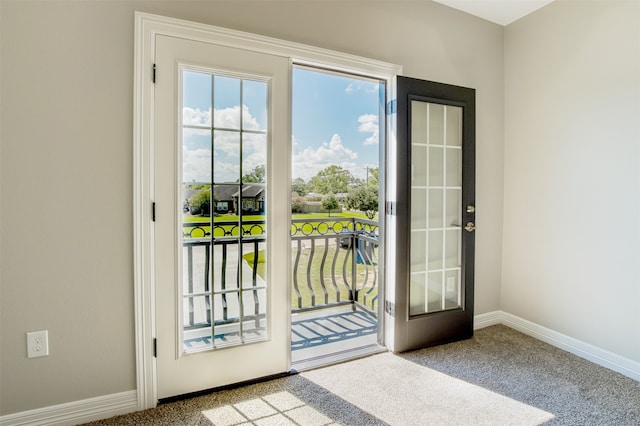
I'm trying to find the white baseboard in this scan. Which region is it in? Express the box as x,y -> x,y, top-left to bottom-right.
473,311 -> 503,329
474,310 -> 640,382
0,390 -> 137,426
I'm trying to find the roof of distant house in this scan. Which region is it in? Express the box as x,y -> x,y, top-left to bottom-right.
183,183 -> 265,201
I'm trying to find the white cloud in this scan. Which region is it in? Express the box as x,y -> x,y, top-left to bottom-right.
182,105 -> 262,130
183,107 -> 211,127
358,114 -> 379,146
182,147 -> 211,183
292,133 -> 358,180
214,105 -> 261,131
345,82 -> 379,95
213,160 -> 240,183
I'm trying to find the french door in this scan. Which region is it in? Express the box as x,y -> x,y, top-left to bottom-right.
389,76 -> 476,352
141,13 -> 475,404
153,34 -> 290,400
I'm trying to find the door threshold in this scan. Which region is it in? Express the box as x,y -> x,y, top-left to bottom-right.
291,343 -> 386,372
157,371 -> 293,405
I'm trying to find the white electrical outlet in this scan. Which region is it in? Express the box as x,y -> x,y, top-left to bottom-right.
27,330 -> 49,358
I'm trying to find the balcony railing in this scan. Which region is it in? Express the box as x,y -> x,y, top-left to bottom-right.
290,217 -> 379,316
181,217 -> 379,338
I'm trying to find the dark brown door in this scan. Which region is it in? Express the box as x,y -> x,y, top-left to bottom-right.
390,77 -> 476,352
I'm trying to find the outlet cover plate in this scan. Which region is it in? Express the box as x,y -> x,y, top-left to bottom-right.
27,330 -> 49,358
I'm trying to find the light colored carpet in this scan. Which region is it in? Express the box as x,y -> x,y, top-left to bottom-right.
85,325 -> 640,425
301,351 -> 554,425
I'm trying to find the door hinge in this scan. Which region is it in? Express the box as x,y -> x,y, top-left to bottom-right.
152,202 -> 156,222
153,338 -> 157,358
386,201 -> 396,216
385,300 -> 395,316
152,64 -> 156,83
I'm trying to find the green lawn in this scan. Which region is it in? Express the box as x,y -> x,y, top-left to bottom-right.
183,212 -> 378,239
292,211 -> 377,220
243,246 -> 378,310
184,211 -> 377,222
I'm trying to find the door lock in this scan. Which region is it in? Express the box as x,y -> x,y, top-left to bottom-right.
464,222 -> 476,232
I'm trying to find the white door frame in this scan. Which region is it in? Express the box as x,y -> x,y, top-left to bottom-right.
133,11 -> 402,410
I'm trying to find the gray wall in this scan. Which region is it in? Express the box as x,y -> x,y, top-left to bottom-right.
503,0 -> 640,362
0,0 -> 505,414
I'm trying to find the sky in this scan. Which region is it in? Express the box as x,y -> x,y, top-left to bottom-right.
292,67 -> 382,181
181,67 -> 382,184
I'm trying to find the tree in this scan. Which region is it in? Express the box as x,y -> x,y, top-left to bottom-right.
322,192 -> 339,217
366,167 -> 379,187
292,177 -> 308,196
291,192 -> 305,213
346,185 -> 378,219
188,189 -> 211,216
184,183 -> 209,190
309,165 -> 354,195
242,164 -> 266,183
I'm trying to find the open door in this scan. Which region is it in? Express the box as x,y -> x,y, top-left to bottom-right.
153,34 -> 291,400
388,76 -> 475,353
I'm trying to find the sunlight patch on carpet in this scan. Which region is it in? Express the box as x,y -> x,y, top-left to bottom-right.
301,352 -> 555,425
201,391 -> 339,426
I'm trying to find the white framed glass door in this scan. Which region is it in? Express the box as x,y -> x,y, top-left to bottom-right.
153,34 -> 290,400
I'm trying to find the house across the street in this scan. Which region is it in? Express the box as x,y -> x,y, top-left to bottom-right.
184,184 -> 265,215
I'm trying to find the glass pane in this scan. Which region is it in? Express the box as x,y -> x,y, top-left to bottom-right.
214,130 -> 240,183
214,75 -> 241,129
211,185 -> 232,217
239,184 -> 259,214
183,71 -> 212,127
411,145 -> 427,186
444,269 -> 461,309
410,231 -> 426,273
181,243 -> 212,320
241,287 -> 267,342
183,294 -> 211,327
411,100 -> 428,144
428,103 -> 444,145
411,189 -> 427,229
182,128 -> 211,184
410,273 -> 427,316
428,272 -> 443,312
242,80 -> 268,131
428,147 -> 444,187
445,189 -> 461,228
242,242 -> 266,285
242,133 -> 267,183
446,148 -> 461,187
428,189 -> 443,229
428,230 -> 443,270
446,106 -> 462,147
213,243 -> 240,292
445,229 -> 460,269
183,327 -> 213,351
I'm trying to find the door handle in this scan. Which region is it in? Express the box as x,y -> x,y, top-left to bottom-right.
464,222 -> 476,232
